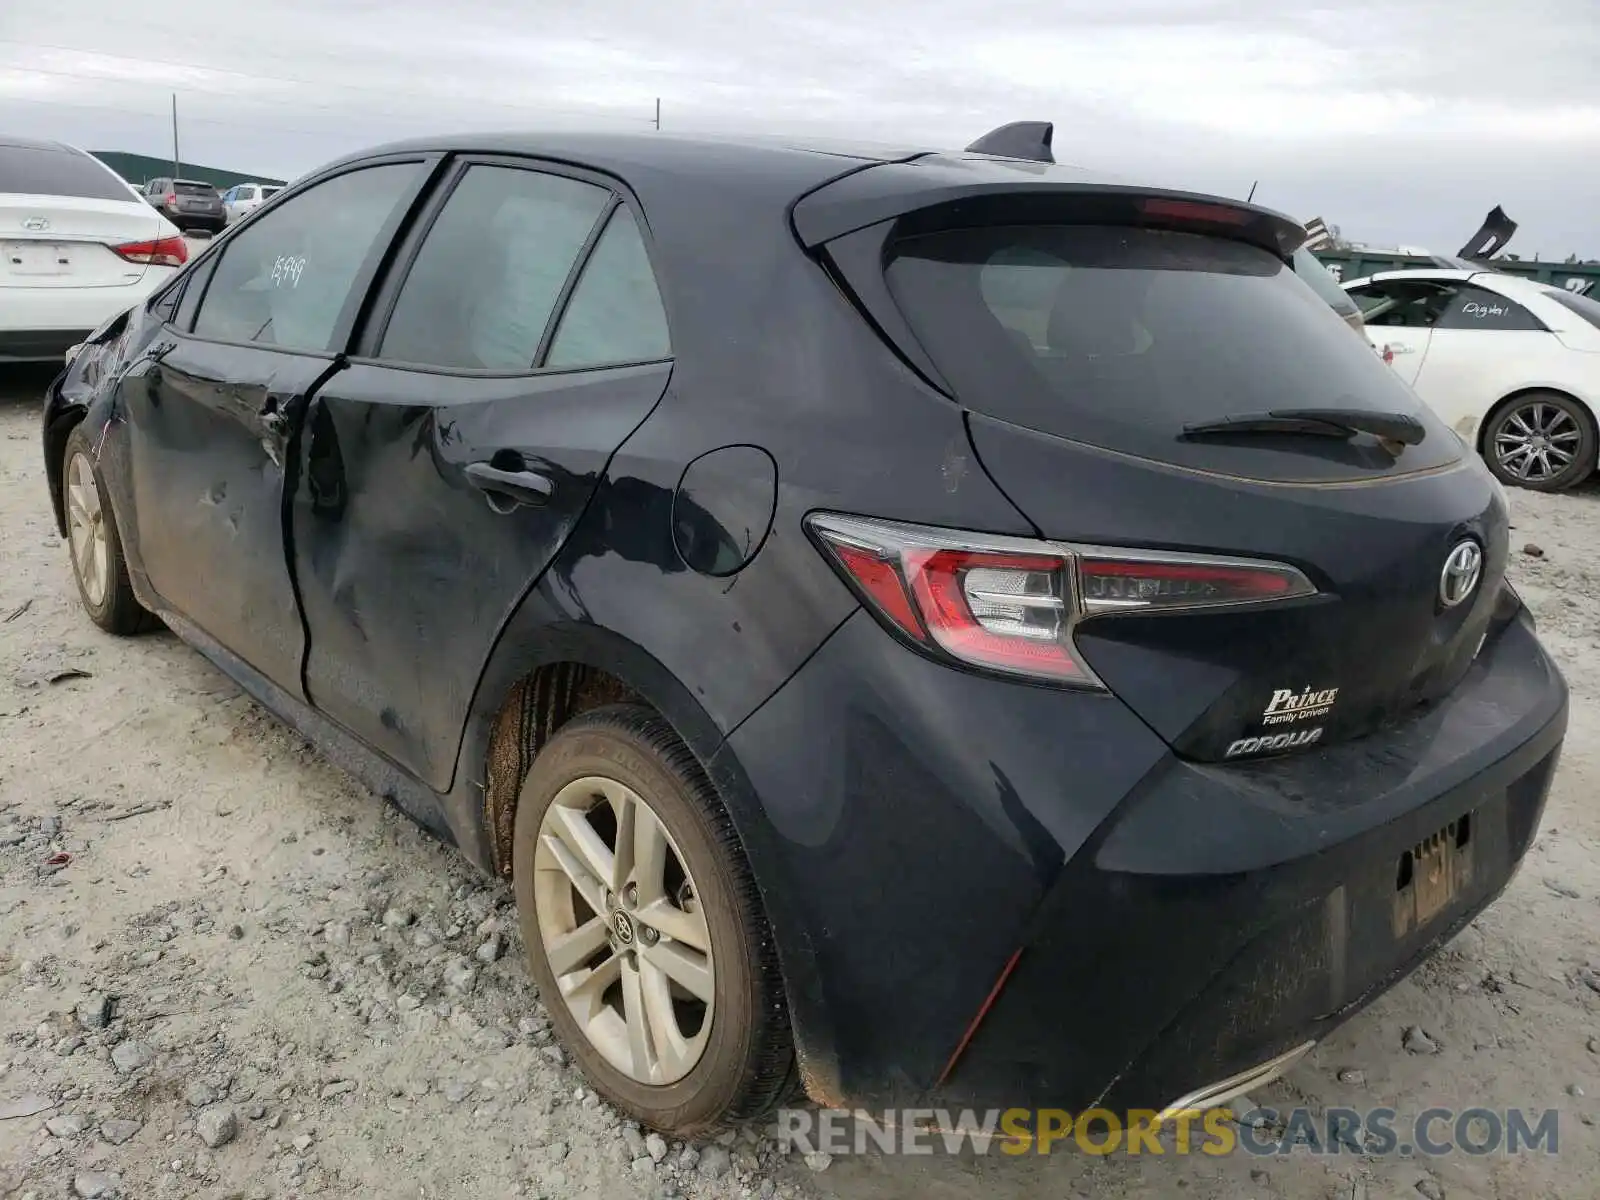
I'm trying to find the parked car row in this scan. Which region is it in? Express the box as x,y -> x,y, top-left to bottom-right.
39,122 -> 1568,1136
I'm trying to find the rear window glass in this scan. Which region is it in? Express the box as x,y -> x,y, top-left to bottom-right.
885,225 -> 1444,471
174,181 -> 216,196
1541,286 -> 1600,331
0,144 -> 131,202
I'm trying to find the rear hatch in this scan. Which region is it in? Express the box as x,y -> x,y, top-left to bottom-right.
1,143 -> 167,289
797,159 -> 1512,762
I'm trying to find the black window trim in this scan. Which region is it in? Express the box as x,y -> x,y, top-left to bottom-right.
170,152 -> 447,360
351,151 -> 674,380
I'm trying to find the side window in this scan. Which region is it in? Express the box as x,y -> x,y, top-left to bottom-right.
1435,285 -> 1546,331
192,163 -> 422,353
546,207 -> 671,368
379,164 -> 609,370
1350,281 -> 1457,328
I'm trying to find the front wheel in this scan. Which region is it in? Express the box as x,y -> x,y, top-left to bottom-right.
1483,391 -> 1597,492
62,426 -> 154,635
512,704 -> 794,1134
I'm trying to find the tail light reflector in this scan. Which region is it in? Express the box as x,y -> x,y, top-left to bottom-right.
808,514 -> 1316,687
112,236 -> 188,267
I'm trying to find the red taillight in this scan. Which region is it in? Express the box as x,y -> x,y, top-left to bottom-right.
905,548 -> 1083,681
112,236 -> 188,267
829,541 -> 925,642
164,192 -> 176,206
808,514 -> 1316,687
1139,197 -> 1253,226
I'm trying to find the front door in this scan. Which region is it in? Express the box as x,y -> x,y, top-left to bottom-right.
290,159 -> 675,790
117,157 -> 432,691
1348,277 -> 1456,387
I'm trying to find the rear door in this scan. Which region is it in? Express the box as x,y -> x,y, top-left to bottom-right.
291,157 -> 673,789
841,211 -> 1506,764
1346,277 -> 1455,385
1412,283 -> 1559,436
116,157 -> 433,691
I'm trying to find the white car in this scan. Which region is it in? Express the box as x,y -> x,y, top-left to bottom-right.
1345,268 -> 1600,491
2,136 -> 187,362
221,181 -> 283,224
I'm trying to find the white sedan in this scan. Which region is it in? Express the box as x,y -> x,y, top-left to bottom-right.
2,136 -> 187,363
1344,268 -> 1600,491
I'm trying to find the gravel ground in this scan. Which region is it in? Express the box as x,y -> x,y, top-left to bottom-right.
2,364 -> 1598,1199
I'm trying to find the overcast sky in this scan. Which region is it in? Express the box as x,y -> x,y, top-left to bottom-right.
4,1 -> 1598,257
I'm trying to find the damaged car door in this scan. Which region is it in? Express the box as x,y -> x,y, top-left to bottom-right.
289,158 -> 674,790
115,160 -> 431,692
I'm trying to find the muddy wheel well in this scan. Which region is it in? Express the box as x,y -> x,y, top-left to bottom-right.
482,662 -> 646,877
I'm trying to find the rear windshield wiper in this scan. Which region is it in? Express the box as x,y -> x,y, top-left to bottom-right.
1182,408 -> 1426,446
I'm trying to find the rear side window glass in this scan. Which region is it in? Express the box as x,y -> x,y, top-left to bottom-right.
1435,285 -> 1546,331
0,144 -> 131,202
885,224 -> 1431,464
546,208 -> 670,368
193,162 -> 421,353
380,165 -> 610,371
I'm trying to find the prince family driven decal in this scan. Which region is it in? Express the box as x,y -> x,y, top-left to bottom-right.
1260,685 -> 1339,726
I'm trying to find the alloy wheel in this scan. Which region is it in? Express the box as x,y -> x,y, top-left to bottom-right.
1493,401 -> 1583,484
66,452 -> 110,608
534,775 -> 715,1085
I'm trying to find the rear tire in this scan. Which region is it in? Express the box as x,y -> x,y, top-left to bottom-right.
62,426 -> 155,635
512,704 -> 793,1134
1482,391 -> 1597,492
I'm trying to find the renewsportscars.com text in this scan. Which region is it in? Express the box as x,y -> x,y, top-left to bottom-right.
775,1106 -> 1562,1158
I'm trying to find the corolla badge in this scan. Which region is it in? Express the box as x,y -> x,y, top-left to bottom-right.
22,216 -> 50,231
1439,541 -> 1483,608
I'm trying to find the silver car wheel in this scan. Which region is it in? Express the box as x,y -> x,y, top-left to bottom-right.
65,451 -> 109,607
534,775 -> 715,1085
1494,401 -> 1582,483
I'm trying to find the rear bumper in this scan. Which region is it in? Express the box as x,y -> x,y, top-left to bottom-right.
0,274 -> 172,361
722,602 -> 1566,1113
0,328 -> 93,362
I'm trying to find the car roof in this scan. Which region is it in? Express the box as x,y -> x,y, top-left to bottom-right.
0,135 -> 88,155
318,129 -> 1300,254
1346,267 -> 1546,297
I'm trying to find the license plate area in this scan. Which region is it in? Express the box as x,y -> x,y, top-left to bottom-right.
1393,814 -> 1474,937
4,241 -> 74,276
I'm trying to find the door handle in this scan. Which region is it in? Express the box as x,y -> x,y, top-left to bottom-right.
465,461 -> 554,510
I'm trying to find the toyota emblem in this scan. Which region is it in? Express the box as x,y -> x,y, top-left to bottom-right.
1439,541 -> 1483,609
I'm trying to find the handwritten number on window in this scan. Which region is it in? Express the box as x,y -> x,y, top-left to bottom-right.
271,255 -> 307,288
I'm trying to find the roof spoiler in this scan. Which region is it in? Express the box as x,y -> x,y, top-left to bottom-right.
965,121 -> 1054,164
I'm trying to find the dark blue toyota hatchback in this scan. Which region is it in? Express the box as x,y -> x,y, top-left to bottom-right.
42,122 -> 1567,1133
